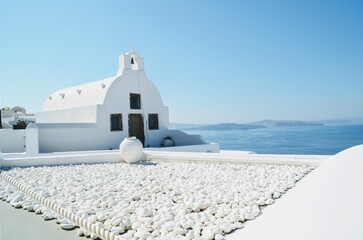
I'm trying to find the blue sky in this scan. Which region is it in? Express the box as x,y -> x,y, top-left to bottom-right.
0,1 -> 362,124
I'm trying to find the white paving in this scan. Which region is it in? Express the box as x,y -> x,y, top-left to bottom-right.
0,162 -> 313,240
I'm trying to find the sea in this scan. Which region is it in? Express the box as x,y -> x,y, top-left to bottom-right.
183,124 -> 363,155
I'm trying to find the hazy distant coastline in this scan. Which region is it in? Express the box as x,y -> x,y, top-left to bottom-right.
170,119 -> 352,131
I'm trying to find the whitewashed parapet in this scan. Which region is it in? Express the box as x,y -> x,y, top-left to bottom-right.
1,151 -> 123,168
25,123 -> 39,156
164,130 -> 206,146
145,151 -> 328,167
0,129 -> 26,153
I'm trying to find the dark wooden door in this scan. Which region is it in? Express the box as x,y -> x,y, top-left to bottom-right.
128,114 -> 145,146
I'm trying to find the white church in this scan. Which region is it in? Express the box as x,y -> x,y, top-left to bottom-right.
0,51 -> 211,154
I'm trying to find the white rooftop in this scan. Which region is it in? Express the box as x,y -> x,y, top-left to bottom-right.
43,77 -> 115,111
1,145 -> 362,239
228,144 -> 363,240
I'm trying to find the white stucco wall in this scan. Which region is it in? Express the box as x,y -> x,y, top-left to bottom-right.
0,129 -> 25,153
36,105 -> 98,123
37,123 -> 110,153
99,68 -> 170,148
166,130 -> 206,146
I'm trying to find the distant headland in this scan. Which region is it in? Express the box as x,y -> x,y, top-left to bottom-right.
171,119 -> 352,131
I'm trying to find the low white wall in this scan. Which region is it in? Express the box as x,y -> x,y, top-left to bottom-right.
36,124 -> 208,153
146,143 -> 220,154
166,130 -> 206,146
0,129 -> 25,153
37,123 -> 108,153
1,151 -> 123,168
145,151 -> 326,167
1,146 -> 326,170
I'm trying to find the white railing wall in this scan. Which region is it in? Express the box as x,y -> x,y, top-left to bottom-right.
0,129 -> 26,153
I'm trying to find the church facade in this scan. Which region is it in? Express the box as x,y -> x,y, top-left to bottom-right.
32,51 -> 205,152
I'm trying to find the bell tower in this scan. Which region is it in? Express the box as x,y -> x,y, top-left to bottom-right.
117,51 -> 144,75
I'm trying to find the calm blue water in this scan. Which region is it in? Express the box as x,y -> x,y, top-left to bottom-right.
184,124 -> 363,155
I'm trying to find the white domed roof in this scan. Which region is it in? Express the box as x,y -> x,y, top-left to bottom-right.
11,106 -> 26,114
43,76 -> 116,111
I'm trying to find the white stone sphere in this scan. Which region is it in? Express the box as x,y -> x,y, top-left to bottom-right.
120,137 -> 143,164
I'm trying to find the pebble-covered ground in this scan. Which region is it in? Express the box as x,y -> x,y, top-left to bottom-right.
0,162 -> 313,240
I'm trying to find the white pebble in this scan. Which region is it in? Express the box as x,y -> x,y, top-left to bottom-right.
265,198 -> 275,205
14,202 -> 23,208
60,223 -> 75,230
56,218 -> 69,224
234,222 -> 244,229
215,234 -> 224,240
136,207 -> 152,217
220,223 -> 232,234
77,228 -> 84,236
201,227 -> 215,240
90,233 -> 98,239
